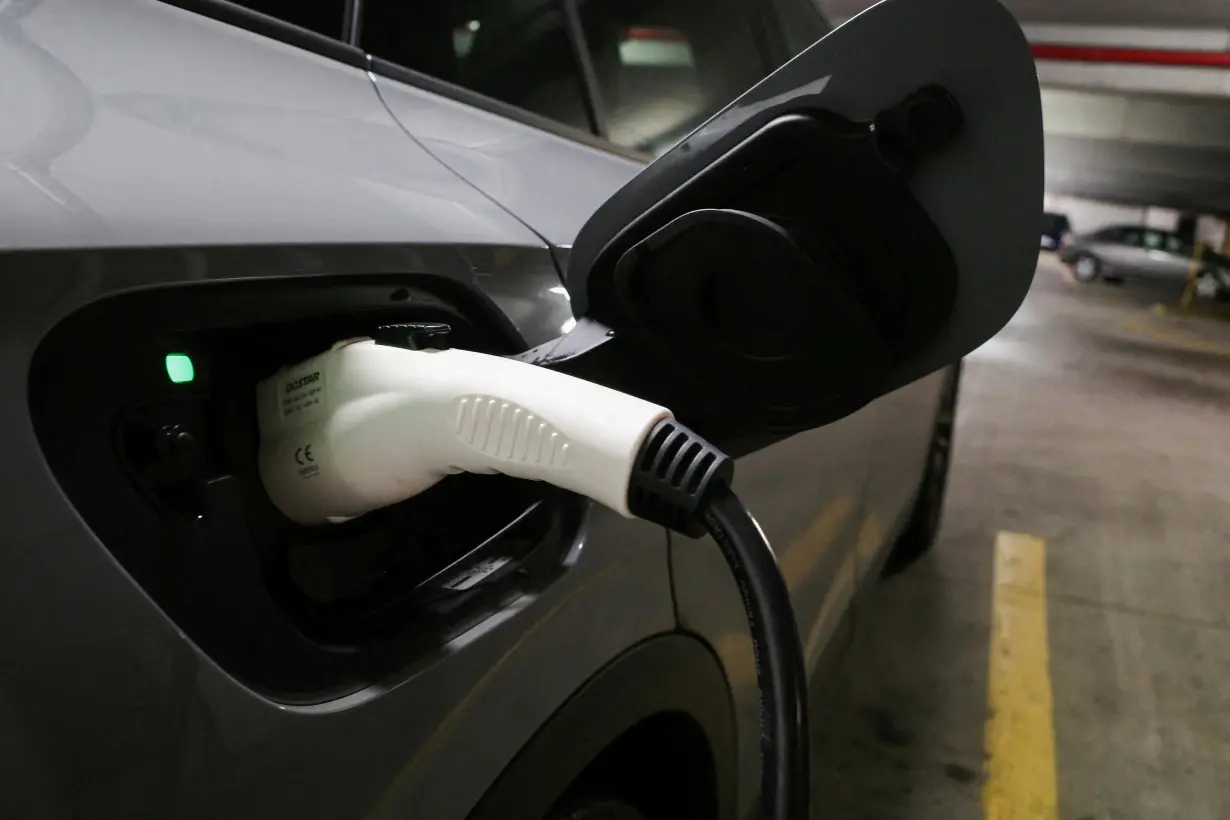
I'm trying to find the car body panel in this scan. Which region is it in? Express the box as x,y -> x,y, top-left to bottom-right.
4,253 -> 676,817
372,68 -> 647,249
1147,249 -> 1189,277
1069,226 -> 1212,283
1084,227 -> 1137,272
1141,231 -> 1194,278
0,0 -> 541,250
859,370 -> 947,583
0,0 -> 949,817
1,3 -> 678,818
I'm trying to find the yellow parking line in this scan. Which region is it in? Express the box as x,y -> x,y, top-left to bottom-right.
983,532 -> 1057,820
1122,320 -> 1230,358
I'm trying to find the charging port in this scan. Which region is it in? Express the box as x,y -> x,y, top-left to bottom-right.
29,274 -> 584,703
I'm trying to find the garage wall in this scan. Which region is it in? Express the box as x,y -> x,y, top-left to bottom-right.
1196,215 -> 1228,250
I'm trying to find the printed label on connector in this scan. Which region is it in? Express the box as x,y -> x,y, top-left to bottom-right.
281,369 -> 325,419
294,443 -> 320,479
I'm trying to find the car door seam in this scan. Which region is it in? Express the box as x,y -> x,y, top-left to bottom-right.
362,60 -> 560,270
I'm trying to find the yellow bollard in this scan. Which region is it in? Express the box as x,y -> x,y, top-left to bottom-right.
1178,242 -> 1204,311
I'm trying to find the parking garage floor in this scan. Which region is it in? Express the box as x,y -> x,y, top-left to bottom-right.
811,254 -> 1230,819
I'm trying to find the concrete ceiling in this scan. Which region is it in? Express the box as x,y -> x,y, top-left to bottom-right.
998,0 -> 1230,27
817,0 -> 1230,213
820,0 -> 1230,28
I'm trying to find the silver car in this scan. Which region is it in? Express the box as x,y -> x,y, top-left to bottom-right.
0,0 -> 1040,818
1061,225 -> 1230,300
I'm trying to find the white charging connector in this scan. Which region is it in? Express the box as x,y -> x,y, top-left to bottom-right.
255,332 -> 809,820
256,337 -> 672,525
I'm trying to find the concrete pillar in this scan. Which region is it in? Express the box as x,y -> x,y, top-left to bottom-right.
1195,214 -> 1227,251
1176,214 -> 1198,244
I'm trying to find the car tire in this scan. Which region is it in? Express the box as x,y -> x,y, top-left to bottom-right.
1071,254 -> 1101,283
881,361 -> 961,579
546,795 -> 647,820
1195,269 -> 1228,301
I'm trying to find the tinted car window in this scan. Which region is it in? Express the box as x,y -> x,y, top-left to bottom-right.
768,0 -> 830,57
1120,228 -> 1143,247
361,0 -> 593,133
1143,230 -> 1164,250
224,0 -> 347,38
577,0 -> 765,156
1042,213 -> 1070,234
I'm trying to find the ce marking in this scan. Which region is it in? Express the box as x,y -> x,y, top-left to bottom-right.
295,445 -> 315,466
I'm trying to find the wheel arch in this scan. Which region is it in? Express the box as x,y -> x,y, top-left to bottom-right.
466,633 -> 738,820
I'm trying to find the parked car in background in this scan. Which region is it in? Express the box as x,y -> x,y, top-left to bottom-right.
1059,224 -> 1230,300
1041,211 -> 1071,250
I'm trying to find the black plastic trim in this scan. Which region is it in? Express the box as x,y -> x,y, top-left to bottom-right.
159,0 -> 367,67
341,0 -> 363,46
367,56 -> 651,165
467,633 -> 738,820
560,0 -> 609,139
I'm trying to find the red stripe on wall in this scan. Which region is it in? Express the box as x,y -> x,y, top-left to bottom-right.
1031,43 -> 1230,68
624,26 -> 687,42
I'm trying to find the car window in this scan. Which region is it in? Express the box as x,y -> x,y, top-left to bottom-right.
576,0 -> 766,156
1142,230 -> 1164,250
360,0 -> 594,133
1118,228 -> 1143,247
223,0 -> 347,38
1163,234 -> 1187,254
767,0 -> 830,57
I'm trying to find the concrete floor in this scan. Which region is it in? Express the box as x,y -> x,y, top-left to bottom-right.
811,256 -> 1230,819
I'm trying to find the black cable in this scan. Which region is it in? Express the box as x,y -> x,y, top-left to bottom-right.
627,419 -> 810,820
701,483 -> 809,820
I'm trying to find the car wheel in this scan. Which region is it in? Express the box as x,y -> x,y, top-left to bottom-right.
1195,269 -> 1228,301
881,361 -> 961,579
1071,254 -> 1101,283
546,795 -> 647,820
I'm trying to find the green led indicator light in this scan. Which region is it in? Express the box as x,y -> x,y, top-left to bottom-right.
165,353 -> 195,384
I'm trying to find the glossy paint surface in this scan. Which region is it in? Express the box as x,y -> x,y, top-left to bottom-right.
0,2 -> 674,818
373,73 -> 646,249
0,0 -> 540,249
0,0 -> 959,818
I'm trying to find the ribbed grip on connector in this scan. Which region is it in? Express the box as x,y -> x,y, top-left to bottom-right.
627,418 -> 734,538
